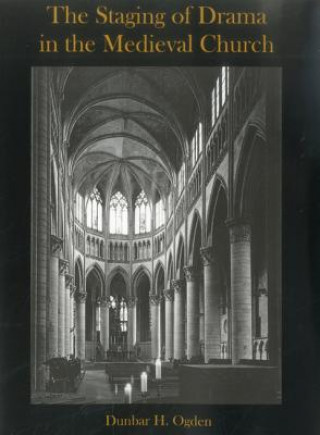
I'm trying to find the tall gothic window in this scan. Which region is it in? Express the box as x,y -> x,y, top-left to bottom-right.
211,87 -> 216,126
155,198 -> 165,229
75,192 -> 83,223
135,190 -> 151,234
110,191 -> 128,235
221,66 -> 230,107
216,76 -> 220,119
86,188 -> 103,231
211,66 -> 230,127
191,123 -> 202,168
119,299 -> 128,332
109,295 -> 128,350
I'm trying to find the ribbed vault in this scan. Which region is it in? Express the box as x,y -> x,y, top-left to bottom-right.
53,66 -> 216,201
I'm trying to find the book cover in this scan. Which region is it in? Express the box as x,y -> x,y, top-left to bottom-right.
0,0 -> 319,434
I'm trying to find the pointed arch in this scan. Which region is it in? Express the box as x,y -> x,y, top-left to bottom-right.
106,266 -> 130,295
86,262 -> 106,297
167,251 -> 174,288
132,265 -> 152,296
188,209 -> 202,266
133,264 -> 151,344
207,174 -> 228,246
234,123 -> 266,219
74,256 -> 84,293
176,235 -> 185,280
154,261 -> 165,296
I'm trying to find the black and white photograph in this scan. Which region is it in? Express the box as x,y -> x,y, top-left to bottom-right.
31,66 -> 282,405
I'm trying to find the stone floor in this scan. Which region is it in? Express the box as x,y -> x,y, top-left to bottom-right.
32,364 -> 180,404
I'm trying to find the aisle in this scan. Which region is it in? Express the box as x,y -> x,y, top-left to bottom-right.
78,370 -> 116,404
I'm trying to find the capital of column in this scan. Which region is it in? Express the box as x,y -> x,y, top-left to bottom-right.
65,273 -> 74,287
200,246 -> 214,267
149,294 -> 161,306
163,289 -> 174,301
59,259 -> 69,275
50,235 -> 63,257
171,279 -> 185,294
127,296 -> 137,308
75,291 -> 87,304
227,220 -> 251,244
183,265 -> 198,282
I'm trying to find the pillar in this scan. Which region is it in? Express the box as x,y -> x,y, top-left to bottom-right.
64,273 -> 74,358
200,247 -> 221,363
127,297 -> 137,351
163,289 -> 174,360
199,279 -> 204,342
172,280 -> 185,360
150,295 -> 160,360
48,235 -> 62,360
229,221 -> 253,363
184,266 -> 200,359
75,292 -> 86,361
100,297 -> 110,358
70,285 -> 76,356
58,259 -> 68,357
32,67 -> 50,392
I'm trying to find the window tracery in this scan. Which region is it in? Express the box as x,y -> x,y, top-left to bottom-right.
191,123 -> 202,168
135,190 -> 151,234
110,191 -> 128,235
211,66 -> 230,127
86,188 -> 103,232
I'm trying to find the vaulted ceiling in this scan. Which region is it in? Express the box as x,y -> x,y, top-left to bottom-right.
55,67 -> 217,202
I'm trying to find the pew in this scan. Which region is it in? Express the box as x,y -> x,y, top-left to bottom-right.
45,357 -> 84,393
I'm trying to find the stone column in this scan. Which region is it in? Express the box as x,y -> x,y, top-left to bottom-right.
150,295 -> 160,360
229,221 -> 253,363
200,247 -> 221,363
64,274 -> 73,358
32,67 -> 50,392
58,259 -> 68,357
184,266 -> 200,360
172,280 -> 185,360
75,292 -> 86,361
70,285 -> 76,356
48,235 -> 62,360
199,280 -> 204,342
127,297 -> 137,351
163,289 -> 174,360
100,297 -> 111,358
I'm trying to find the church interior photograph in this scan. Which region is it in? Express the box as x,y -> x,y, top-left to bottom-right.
31,66 -> 281,404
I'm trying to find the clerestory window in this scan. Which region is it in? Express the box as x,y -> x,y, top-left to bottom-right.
86,188 -> 103,232
211,66 -> 230,127
110,191 -> 128,235
135,190 -> 151,234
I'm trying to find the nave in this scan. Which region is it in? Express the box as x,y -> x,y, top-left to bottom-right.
31,66 -> 281,403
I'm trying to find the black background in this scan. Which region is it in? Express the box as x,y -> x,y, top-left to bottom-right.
0,0 -> 320,434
